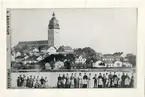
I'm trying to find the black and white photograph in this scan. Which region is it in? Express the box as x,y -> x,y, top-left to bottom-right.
7,8 -> 137,89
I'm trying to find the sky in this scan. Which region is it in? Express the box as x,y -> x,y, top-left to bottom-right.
10,8 -> 137,54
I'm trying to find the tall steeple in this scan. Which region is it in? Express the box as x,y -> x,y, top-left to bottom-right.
48,12 -> 60,29
48,12 -> 60,49
52,12 -> 55,17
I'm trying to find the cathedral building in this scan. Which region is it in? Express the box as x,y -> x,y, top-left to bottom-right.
13,12 -> 73,55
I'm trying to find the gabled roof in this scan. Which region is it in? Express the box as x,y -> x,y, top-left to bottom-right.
17,40 -> 48,46
57,46 -> 73,52
103,60 -> 114,64
40,46 -> 57,50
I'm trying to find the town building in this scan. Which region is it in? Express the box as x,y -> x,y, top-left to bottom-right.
75,55 -> 86,64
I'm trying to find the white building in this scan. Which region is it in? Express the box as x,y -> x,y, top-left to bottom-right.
93,60 -> 106,67
47,46 -> 57,55
45,63 -> 51,70
33,48 -> 39,52
75,55 -> 86,64
54,61 -> 64,69
122,62 -> 132,68
113,61 -> 123,67
15,52 -> 21,57
37,56 -> 43,61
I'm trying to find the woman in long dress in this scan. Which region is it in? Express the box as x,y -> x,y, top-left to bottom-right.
70,73 -> 75,88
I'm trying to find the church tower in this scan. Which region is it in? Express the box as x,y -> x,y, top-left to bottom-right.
48,12 -> 60,49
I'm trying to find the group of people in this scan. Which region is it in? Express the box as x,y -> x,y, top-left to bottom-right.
16,72 -> 134,88
57,72 -> 134,88
17,75 -> 48,88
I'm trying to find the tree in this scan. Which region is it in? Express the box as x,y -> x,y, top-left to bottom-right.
126,54 -> 136,67
74,47 -> 98,64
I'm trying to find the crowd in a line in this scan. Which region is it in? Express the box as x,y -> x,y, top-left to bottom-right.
16,72 -> 134,88
57,72 -> 134,88
16,75 -> 48,88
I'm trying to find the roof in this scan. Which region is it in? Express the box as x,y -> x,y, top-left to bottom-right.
41,46 -> 57,50
17,40 -> 48,46
15,56 -> 25,59
103,60 -> 114,64
49,12 -> 60,29
76,54 -> 86,59
57,46 -> 73,52
13,40 -> 48,53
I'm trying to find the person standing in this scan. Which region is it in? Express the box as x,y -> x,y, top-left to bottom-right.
105,73 -> 109,88
83,73 -> 88,88
26,76 -> 30,88
61,74 -> 66,88
93,74 -> 98,88
74,73 -> 79,88
17,76 -> 20,87
29,75 -> 33,88
98,73 -> 103,88
33,76 -> 36,88
102,74 -> 107,88
121,72 -> 126,88
78,73 -> 83,88
130,74 -> 134,88
34,76 -> 40,88
65,73 -> 70,88
40,76 -> 45,88
108,72 -> 113,88
34,79 -> 40,88
70,73 -> 75,88
113,72 -> 118,88
124,73 -> 130,88
22,75 -> 27,88
44,77 -> 48,88
19,75 -> 23,87
117,73 -> 121,88
57,74 -> 62,88
88,73 -> 92,88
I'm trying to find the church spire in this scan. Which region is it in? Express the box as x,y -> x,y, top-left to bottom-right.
49,12 -> 59,29
52,12 -> 55,17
